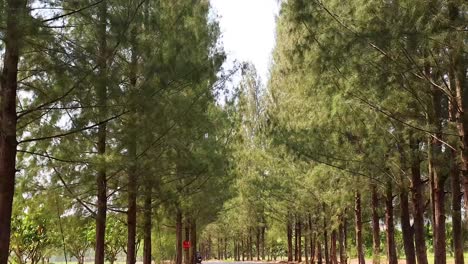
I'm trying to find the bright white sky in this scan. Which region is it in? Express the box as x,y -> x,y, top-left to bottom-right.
210,0 -> 280,83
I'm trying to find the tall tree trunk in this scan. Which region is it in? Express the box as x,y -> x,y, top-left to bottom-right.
0,0 -> 24,262
397,146 -> 416,264
428,64 -> 448,264
95,1 -> 108,264
224,237 -> 227,260
448,0 -> 468,223
241,238 -> 245,261
299,220 -> 303,262
295,219 -> 299,261
218,237 -> 221,260
126,25 -> 139,264
249,229 -> 253,260
305,229 -> 309,264
324,224 -> 329,264
191,219 -> 197,264
343,213 -> 348,254
447,12 -> 465,261
141,2 -> 152,258
371,185 -> 380,264
338,220 -> 346,264
330,230 -> 338,264
208,235 -> 212,260
234,241 -> 238,261
261,226 -> 266,260
385,182 -> 397,264
257,228 -> 261,261
185,220 -> 190,264
311,233 -> 316,264
288,217 -> 293,261
409,135 -> 428,264
355,192 -> 365,264
317,241 -> 323,264
309,215 -> 316,264
399,188 -> 416,264
433,174 -> 447,264
143,184 -> 152,264
176,209 -> 183,264
429,158 -> 437,253
451,150 -> 464,264
433,175 -> 447,264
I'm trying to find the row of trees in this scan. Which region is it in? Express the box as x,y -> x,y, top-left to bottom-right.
207,1 -> 466,264
2,0 -> 466,264
1,0 -> 235,263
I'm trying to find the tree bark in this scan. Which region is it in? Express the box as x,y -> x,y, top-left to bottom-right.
429,157 -> 437,253
324,224 -> 329,264
143,184 -> 152,264
317,241 -> 323,264
355,192 -> 365,264
448,0 -> 468,223
185,220 -> 190,264
176,209 -> 183,264
309,214 -> 316,264
433,173 -> 447,264
218,237 -> 221,260
261,226 -> 266,260
224,237 -> 227,260
428,64 -> 447,264
249,229 -> 253,260
191,219 -> 197,264
409,135 -> 428,264
371,185 -> 380,264
126,24 -> 139,264
330,230 -> 338,264
385,182 -> 397,264
0,0 -> 24,262
299,219 -> 303,262
399,188 -> 416,264
338,220 -> 346,264
295,219 -> 299,261
94,1 -> 108,264
242,237 -> 245,261
257,228 -> 261,260
234,241 -> 238,261
305,229 -> 309,264
447,10 -> 465,261
288,217 -> 293,261
343,213 -> 348,254
451,150 -> 464,264
311,233 -> 316,264
208,235 -> 212,260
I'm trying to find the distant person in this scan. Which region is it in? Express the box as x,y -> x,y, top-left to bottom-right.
196,252 -> 203,264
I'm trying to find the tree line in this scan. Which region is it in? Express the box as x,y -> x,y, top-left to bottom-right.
0,0 -> 234,264
205,1 -> 466,264
1,0 -> 467,264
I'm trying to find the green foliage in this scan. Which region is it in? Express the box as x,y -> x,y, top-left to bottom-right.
6,0 -> 230,261
3,0 -> 466,262
104,217 -> 127,264
10,196 -> 54,264
61,216 -> 94,263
